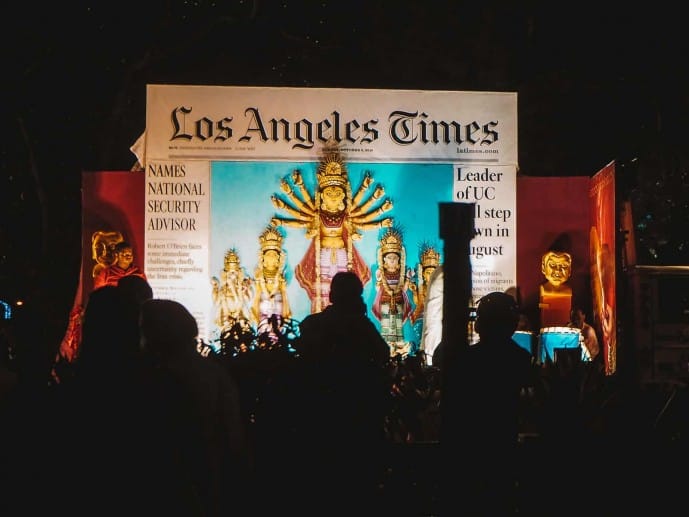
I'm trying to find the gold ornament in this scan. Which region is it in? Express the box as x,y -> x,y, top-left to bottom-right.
379,227 -> 404,257
259,226 -> 284,253
90,230 -> 124,278
419,244 -> 440,269
223,248 -> 241,269
316,150 -> 349,190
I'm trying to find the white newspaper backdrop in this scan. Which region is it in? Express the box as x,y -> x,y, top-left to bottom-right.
145,84 -> 517,163
143,85 -> 518,341
144,160 -> 212,338
453,164 -> 517,305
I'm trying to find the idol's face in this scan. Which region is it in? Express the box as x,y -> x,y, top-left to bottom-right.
320,186 -> 345,212
383,252 -> 401,273
263,249 -> 280,271
542,252 -> 572,286
422,266 -> 436,285
116,248 -> 134,269
224,258 -> 240,273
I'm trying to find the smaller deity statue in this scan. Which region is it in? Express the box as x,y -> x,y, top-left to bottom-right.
251,226 -> 291,345
408,243 -> 441,356
211,248 -> 254,332
538,249 -> 573,327
372,227 -> 413,357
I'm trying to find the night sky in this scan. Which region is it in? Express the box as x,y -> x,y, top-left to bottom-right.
2,2 -> 688,345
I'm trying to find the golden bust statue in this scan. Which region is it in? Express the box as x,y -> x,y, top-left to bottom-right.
91,230 -> 124,278
539,250 -> 573,327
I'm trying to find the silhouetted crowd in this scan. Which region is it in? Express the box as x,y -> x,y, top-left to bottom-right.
2,273 -> 689,516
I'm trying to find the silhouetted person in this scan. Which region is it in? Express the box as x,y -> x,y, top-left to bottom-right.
50,285 -> 171,515
55,246 -> 150,382
116,275 -> 154,366
139,299 -> 250,516
0,303 -> 59,515
442,291 -> 534,516
294,271 -> 391,514
74,282 -> 154,388
568,305 -> 600,363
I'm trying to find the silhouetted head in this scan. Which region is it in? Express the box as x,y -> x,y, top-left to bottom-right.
78,285 -> 132,374
474,291 -> 519,340
117,275 -> 153,305
570,306 -> 586,329
329,271 -> 363,305
139,299 -> 198,358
